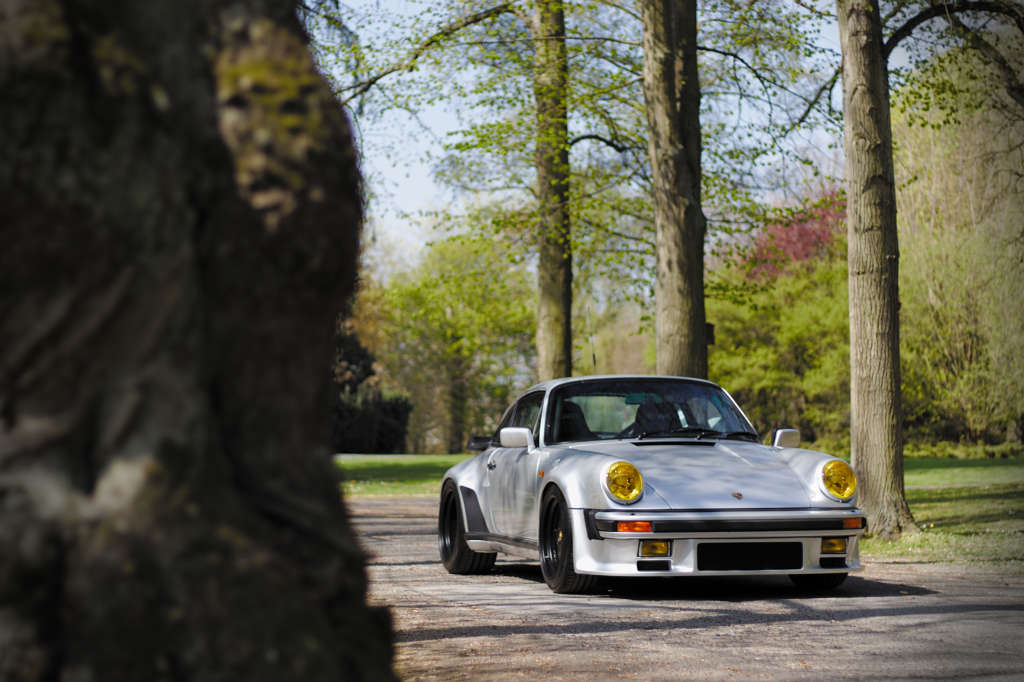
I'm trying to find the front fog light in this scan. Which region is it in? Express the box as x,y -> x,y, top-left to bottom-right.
640,540 -> 671,557
821,537 -> 847,554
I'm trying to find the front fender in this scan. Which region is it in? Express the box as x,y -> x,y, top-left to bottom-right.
541,449 -> 671,510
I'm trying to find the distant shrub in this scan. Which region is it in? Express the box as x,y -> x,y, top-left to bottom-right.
329,318 -> 412,453
330,385 -> 412,454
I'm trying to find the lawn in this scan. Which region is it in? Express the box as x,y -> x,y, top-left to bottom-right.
336,453 -> 1024,570
336,454 -> 471,497
861,456 -> 1024,570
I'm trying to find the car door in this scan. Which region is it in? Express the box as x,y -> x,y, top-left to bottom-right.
488,391 -> 544,540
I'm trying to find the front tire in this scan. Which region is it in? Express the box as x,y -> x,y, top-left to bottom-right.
539,487 -> 597,594
438,481 -> 496,574
790,573 -> 848,590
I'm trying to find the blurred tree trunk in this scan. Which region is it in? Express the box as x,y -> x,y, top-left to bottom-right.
533,0 -> 573,381
640,0 -> 708,378
836,0 -> 918,539
0,1 -> 394,680
446,353 -> 468,454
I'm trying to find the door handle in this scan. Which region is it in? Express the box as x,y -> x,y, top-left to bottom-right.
487,461 -> 497,470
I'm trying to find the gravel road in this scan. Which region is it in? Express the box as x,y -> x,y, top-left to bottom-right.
349,495 -> 1024,681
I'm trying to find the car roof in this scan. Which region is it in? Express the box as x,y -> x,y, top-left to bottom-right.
519,374 -> 720,398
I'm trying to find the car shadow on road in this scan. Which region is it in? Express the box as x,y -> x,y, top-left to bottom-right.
490,561 -> 936,600
602,574 -> 936,600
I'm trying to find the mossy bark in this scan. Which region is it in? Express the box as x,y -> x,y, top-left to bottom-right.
0,1 -> 394,679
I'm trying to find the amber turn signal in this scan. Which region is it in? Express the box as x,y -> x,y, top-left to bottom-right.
617,520 -> 652,533
843,518 -> 863,529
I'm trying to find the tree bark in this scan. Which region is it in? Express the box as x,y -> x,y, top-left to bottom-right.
0,1 -> 394,679
446,353 -> 468,454
639,0 -> 708,378
532,0 -> 573,381
836,0 -> 918,539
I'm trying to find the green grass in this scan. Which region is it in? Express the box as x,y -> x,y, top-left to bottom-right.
336,454 -> 472,496
860,482 -> 1024,570
904,455 -> 1024,487
862,456 -> 1024,571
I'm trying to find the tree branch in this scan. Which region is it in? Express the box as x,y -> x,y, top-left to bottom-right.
883,1 -> 1024,62
944,13 -> 1024,108
569,133 -> 633,153
782,67 -> 842,137
339,3 -> 512,106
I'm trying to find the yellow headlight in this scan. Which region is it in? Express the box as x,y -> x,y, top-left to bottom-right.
822,460 -> 857,500
607,461 -> 643,503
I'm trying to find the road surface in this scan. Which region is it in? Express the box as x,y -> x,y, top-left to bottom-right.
349,496 -> 1024,681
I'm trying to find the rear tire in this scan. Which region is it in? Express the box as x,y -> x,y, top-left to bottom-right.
790,572 -> 848,590
438,481 -> 496,574
539,487 -> 598,594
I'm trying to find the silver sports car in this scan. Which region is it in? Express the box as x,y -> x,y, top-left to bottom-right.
438,375 -> 867,593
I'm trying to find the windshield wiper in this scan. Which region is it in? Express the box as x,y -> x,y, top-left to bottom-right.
714,430 -> 760,442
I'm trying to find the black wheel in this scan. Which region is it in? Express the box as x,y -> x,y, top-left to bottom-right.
539,487 -> 598,594
789,572 -> 848,590
438,481 -> 496,574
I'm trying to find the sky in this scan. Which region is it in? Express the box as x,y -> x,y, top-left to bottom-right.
323,1 -> 468,256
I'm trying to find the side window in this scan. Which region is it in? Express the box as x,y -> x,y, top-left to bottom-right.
512,392 -> 545,444
491,404 -> 516,443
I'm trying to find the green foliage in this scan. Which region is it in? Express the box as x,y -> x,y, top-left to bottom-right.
892,49 -> 1024,442
330,321 -> 413,453
311,1 -> 845,309
331,384 -> 412,454
353,234 -> 536,453
707,255 -> 850,444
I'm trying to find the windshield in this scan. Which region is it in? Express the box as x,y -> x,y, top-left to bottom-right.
545,378 -> 757,445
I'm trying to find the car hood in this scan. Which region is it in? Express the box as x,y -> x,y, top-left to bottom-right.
567,440 -> 812,509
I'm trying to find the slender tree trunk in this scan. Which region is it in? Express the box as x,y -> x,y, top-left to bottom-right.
639,0 -> 708,378
446,353 -> 468,454
532,0 -> 573,381
0,1 -> 394,678
836,0 -> 918,539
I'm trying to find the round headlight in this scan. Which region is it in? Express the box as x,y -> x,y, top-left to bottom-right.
821,460 -> 857,500
606,461 -> 643,503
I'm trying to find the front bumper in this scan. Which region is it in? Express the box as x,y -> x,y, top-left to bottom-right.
570,508 -> 867,577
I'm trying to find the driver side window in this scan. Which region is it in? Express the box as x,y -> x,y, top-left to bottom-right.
512,392 -> 545,445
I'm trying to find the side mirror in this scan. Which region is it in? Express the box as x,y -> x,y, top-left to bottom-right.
499,426 -> 535,450
466,435 -> 492,452
772,428 -> 800,448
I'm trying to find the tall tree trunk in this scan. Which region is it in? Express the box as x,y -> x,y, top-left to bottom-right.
532,0 -> 573,381
0,1 -> 394,679
639,0 -> 708,378
446,353 -> 468,454
836,0 -> 918,539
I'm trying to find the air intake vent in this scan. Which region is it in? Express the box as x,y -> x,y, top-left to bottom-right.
632,440 -> 716,447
